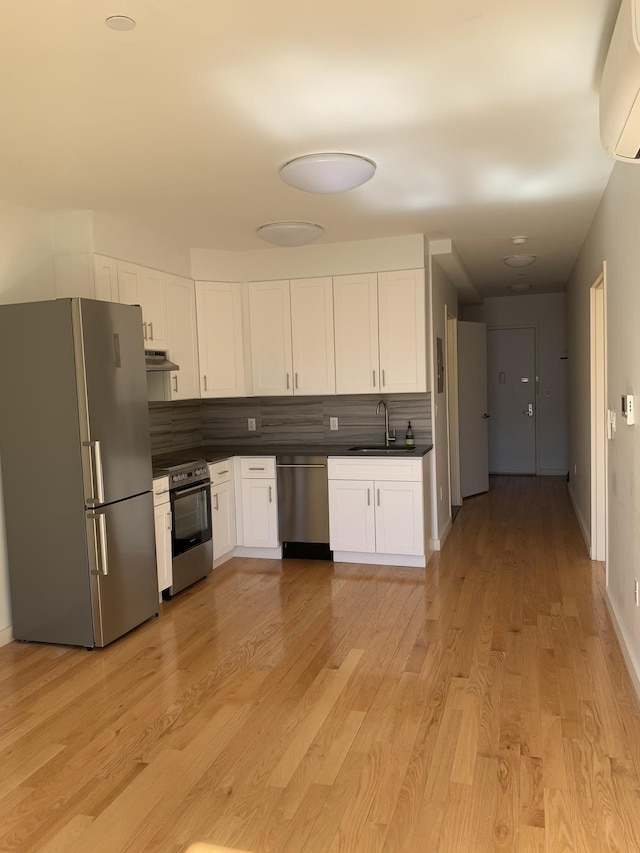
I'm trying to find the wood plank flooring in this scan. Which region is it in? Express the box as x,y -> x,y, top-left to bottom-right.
0,475 -> 639,851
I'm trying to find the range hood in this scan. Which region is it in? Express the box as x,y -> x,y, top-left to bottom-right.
145,350 -> 180,372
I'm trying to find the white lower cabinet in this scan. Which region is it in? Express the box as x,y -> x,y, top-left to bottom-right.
328,458 -> 429,566
152,476 -> 172,600
236,457 -> 279,550
209,459 -> 236,561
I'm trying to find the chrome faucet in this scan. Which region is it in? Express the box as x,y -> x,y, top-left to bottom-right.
376,399 -> 396,446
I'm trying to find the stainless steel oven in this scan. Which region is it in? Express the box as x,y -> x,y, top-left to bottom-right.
166,460 -> 213,596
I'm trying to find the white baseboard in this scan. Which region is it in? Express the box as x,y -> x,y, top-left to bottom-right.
605,590 -> 640,708
233,545 -> 283,559
0,625 -> 13,648
332,551 -> 426,568
538,468 -> 569,476
568,483 -> 590,556
429,517 -> 452,552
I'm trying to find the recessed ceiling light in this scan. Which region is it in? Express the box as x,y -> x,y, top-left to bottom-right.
508,282 -> 532,292
105,15 -> 136,31
511,235 -> 528,245
280,153 -> 376,193
256,221 -> 324,247
504,254 -> 537,268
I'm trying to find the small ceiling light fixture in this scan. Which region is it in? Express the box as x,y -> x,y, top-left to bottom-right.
508,282 -> 532,292
105,15 -> 136,31
256,221 -> 324,247
280,153 -> 376,194
504,254 -> 537,268
511,235 -> 528,245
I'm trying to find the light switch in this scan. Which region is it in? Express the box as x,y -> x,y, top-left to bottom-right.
329,417 -> 339,431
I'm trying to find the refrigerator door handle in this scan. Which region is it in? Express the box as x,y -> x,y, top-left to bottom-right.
87,511 -> 109,576
83,439 -> 105,505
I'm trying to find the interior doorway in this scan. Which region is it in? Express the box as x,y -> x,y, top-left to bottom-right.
445,311 -> 461,519
590,268 -> 607,567
486,326 -> 537,474
458,321 -> 489,497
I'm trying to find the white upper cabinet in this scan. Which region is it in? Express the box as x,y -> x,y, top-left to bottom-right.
163,275 -> 200,400
195,281 -> 246,398
377,269 -> 426,393
333,273 -> 380,394
248,280 -> 293,396
93,255 -> 119,302
117,261 -> 167,349
54,253 -> 119,301
334,269 -> 426,396
290,277 -> 335,395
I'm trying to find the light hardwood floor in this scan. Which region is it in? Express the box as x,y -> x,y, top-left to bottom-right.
1,475 -> 639,852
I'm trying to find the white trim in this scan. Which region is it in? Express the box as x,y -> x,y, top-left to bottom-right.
212,551 -> 234,571
605,590 -> 640,708
430,517 -> 453,552
332,551 -> 426,568
233,545 -> 282,559
568,483 -> 591,555
0,625 -> 13,648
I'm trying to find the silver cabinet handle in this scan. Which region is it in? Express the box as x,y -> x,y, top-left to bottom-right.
382,369 -> 386,387
203,375 -> 208,392
143,321 -> 148,341
88,511 -> 109,576
214,493 -> 219,511
286,373 -> 290,390
166,510 -> 172,532
268,485 -> 273,503
372,370 -> 376,387
249,466 -> 266,471
377,488 -> 381,506
173,376 -> 178,392
218,469 -> 229,475
295,372 -> 299,389
148,321 -> 154,340
154,488 -> 169,496
367,488 -> 371,506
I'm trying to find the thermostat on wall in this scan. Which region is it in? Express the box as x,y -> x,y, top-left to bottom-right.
622,394 -> 635,425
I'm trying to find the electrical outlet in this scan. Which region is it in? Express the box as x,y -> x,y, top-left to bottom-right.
330,417 -> 339,431
635,579 -> 639,607
248,417 -> 256,432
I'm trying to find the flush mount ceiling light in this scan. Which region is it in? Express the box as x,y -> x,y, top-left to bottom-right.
508,282 -> 532,292
504,254 -> 537,268
279,153 -> 376,193
256,221 -> 324,247
511,235 -> 528,245
105,15 -> 136,31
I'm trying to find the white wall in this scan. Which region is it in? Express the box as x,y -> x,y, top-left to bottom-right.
0,200 -> 56,641
463,293 -> 568,474
191,234 -> 425,281
568,161 -> 640,699
429,256 -> 459,547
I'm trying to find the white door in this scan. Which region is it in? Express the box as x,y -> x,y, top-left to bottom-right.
458,321 -> 489,497
290,277 -> 335,395
195,281 -> 245,398
163,276 -> 200,400
377,269 -> 427,393
248,280 -> 293,396
334,273 -> 380,394
374,480 -> 423,555
487,327 -> 536,474
212,479 -> 236,559
328,479 -> 376,552
241,479 -> 278,547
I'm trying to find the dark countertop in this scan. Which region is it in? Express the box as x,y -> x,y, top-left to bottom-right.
152,442 -> 433,477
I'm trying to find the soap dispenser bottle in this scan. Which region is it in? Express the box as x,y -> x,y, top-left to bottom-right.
405,420 -> 414,446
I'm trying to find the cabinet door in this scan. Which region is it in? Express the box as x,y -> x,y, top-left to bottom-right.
248,280 -> 293,396
117,262 -> 166,348
374,480 -> 423,556
195,281 -> 245,398
378,269 -> 427,393
328,479 -> 376,553
212,478 -> 236,559
163,276 -> 200,400
334,273 -> 380,394
241,478 -> 278,547
290,277 -> 335,395
153,500 -> 172,601
93,255 -> 119,302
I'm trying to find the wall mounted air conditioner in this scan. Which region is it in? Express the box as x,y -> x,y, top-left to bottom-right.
600,0 -> 640,161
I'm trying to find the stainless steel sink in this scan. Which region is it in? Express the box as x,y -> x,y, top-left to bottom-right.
348,445 -> 416,454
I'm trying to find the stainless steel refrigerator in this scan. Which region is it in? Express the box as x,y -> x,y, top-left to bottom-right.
0,298 -> 159,648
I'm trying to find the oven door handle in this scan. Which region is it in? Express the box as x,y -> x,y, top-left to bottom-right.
171,482 -> 210,498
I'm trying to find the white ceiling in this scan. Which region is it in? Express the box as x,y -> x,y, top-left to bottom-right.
0,0 -> 621,297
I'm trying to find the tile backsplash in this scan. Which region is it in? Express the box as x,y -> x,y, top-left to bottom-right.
150,393 -> 431,455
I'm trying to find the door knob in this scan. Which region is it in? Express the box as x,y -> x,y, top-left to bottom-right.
523,403 -> 534,416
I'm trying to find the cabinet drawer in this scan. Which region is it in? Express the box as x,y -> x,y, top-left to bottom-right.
208,458 -> 233,486
153,476 -> 170,506
240,457 -> 276,479
328,457 -> 422,482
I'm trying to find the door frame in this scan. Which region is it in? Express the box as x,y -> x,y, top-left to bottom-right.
445,310 -> 462,506
486,324 -> 539,474
590,267 -> 608,568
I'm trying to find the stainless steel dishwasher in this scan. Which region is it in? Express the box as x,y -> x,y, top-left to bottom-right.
276,455 -> 332,560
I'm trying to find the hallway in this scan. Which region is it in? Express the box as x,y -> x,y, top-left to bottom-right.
0,476 -> 639,851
